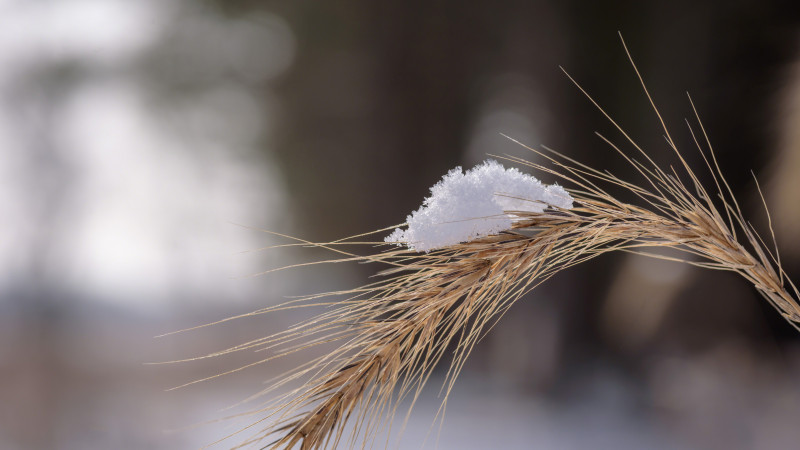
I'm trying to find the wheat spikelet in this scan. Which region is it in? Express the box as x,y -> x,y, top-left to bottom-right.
183,35 -> 800,449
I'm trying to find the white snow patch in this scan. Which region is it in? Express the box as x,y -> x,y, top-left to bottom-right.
386,160 -> 573,252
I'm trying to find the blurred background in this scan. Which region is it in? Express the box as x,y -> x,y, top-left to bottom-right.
3,0 -> 800,448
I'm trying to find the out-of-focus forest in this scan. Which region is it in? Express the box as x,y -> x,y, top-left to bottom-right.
3,0 -> 800,448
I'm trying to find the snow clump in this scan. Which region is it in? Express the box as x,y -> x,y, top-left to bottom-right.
385,160 -> 573,252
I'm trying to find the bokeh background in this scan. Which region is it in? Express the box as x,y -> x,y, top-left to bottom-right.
3,0 -> 800,448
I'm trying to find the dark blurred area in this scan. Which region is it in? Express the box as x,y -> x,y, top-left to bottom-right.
3,0 -> 800,448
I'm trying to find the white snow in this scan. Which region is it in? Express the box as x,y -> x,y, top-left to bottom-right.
386,160 -> 573,252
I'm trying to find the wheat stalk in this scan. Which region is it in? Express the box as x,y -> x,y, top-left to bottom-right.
184,35 -> 800,449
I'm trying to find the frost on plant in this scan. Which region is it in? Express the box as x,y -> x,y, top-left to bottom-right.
386,159 -> 573,251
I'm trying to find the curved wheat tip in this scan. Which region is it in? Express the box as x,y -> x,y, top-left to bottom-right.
176,39 -> 800,449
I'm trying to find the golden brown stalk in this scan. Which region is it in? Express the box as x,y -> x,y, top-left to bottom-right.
217,184 -> 798,448
185,35 -> 800,449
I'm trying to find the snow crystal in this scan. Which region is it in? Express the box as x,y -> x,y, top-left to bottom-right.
385,160 -> 573,252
